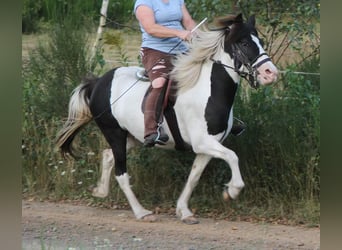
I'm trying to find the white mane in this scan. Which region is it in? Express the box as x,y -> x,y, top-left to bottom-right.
171,28 -> 226,94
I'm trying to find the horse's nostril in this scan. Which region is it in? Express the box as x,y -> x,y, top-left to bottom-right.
265,69 -> 271,74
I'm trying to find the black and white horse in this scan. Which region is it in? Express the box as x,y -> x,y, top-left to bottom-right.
57,14 -> 278,224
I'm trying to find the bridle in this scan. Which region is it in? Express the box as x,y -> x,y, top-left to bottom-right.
209,27 -> 271,89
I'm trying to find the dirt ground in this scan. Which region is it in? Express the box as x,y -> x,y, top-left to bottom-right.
22,200 -> 320,250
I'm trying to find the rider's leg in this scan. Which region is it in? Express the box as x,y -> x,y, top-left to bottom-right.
140,48 -> 174,147
143,77 -> 169,147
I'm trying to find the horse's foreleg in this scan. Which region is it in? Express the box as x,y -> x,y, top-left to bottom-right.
220,148 -> 245,199
92,149 -> 114,198
194,141 -> 245,200
177,154 -> 212,224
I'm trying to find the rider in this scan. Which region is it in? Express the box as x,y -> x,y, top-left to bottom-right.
134,0 -> 197,147
134,1 -> 246,147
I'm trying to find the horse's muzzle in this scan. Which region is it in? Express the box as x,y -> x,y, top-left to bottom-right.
257,62 -> 278,85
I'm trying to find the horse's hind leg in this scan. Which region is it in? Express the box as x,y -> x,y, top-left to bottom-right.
94,127 -> 154,220
92,136 -> 138,198
92,149 -> 114,198
115,172 -> 156,221
113,136 -> 156,221
177,154 -> 212,224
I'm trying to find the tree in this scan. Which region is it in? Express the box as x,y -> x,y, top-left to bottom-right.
91,0 -> 109,62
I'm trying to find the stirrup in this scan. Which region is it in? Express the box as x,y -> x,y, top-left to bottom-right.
143,125 -> 169,147
231,117 -> 246,136
136,69 -> 149,81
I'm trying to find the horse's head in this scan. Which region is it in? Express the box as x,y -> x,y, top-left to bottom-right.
215,13 -> 278,88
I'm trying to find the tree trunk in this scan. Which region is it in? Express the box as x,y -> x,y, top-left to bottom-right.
91,0 -> 109,61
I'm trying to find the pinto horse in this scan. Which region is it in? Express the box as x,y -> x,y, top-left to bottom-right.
57,14 -> 278,224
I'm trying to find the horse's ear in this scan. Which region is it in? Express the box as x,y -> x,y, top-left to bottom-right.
224,13 -> 243,44
212,13 -> 243,32
214,14 -> 236,28
234,13 -> 243,23
247,15 -> 256,27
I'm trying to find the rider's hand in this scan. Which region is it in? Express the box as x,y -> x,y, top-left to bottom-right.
177,30 -> 192,41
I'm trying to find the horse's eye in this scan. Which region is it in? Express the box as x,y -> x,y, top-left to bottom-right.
241,42 -> 249,47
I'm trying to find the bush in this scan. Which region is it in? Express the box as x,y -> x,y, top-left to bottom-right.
22,0 -> 136,34
22,0 -> 44,33
226,55 -> 320,223
23,19 -> 103,119
22,9 -> 104,197
107,0 -> 135,28
186,0 -> 233,21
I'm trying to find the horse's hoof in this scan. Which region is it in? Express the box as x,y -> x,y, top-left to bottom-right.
91,187 -> 107,198
140,214 -> 158,223
223,189 -> 230,201
182,216 -> 199,225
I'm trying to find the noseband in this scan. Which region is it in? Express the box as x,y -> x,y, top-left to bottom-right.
232,43 -> 271,89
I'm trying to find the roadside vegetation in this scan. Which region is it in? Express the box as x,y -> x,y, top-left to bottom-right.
22,0 -> 320,226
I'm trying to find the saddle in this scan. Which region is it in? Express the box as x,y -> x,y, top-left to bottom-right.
138,70 -> 191,151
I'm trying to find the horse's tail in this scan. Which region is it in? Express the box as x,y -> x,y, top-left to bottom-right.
56,75 -> 98,158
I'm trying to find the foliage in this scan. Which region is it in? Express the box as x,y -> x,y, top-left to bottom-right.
22,0 -> 320,66
236,0 -> 320,65
103,32 -> 130,66
22,114 -> 104,198
22,0 -> 135,34
230,55 -> 320,223
22,0 -> 44,33
106,0 -> 135,29
23,22 -> 103,119
22,8 -> 105,195
39,0 -> 97,27
186,0 -> 234,22
186,0 -> 320,66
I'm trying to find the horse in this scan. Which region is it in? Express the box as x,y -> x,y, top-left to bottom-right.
56,14 -> 278,224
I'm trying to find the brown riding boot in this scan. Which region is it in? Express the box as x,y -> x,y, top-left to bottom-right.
143,87 -> 169,147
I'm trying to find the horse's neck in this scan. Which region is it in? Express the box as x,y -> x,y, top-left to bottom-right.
209,50 -> 240,84
176,52 -> 237,101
